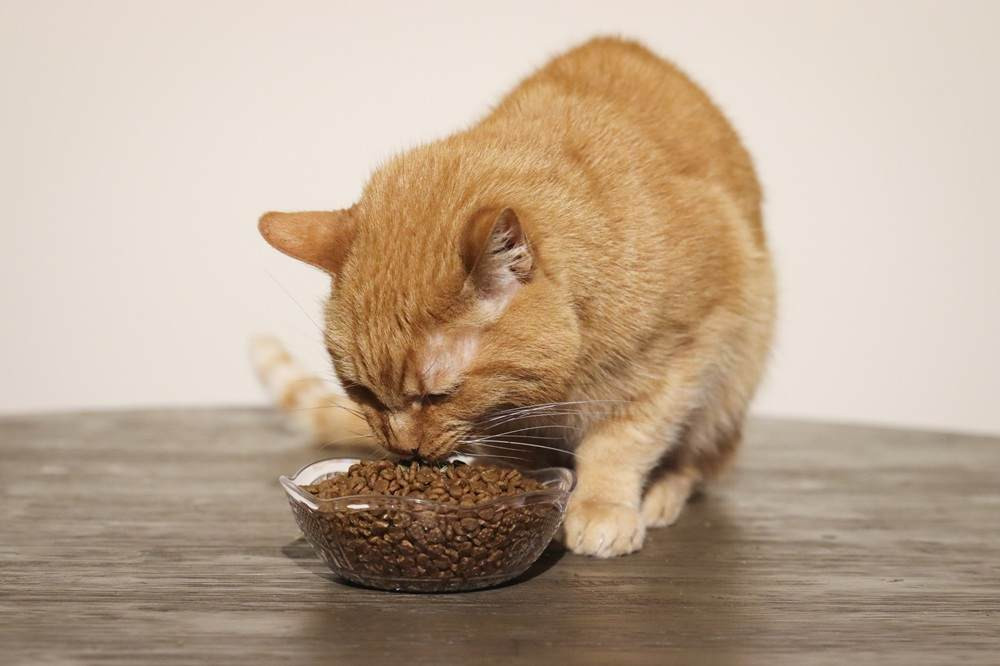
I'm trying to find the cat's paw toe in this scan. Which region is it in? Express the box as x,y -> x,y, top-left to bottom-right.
563,499 -> 645,558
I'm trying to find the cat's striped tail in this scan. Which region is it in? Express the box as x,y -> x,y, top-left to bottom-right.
249,335 -> 373,449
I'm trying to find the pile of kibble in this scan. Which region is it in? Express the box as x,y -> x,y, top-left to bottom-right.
293,460 -> 561,590
301,459 -> 542,504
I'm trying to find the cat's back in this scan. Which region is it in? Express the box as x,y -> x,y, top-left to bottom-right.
485,37 -> 762,235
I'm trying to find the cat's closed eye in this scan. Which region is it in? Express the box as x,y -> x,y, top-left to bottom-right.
420,392 -> 451,407
343,383 -> 386,411
399,391 -> 453,409
345,383 -> 453,412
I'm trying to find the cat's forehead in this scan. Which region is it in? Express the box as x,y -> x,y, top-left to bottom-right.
329,311 -> 479,401
339,251 -> 465,326
408,328 -> 479,396
328,148 -> 505,393
338,203 -> 469,324
328,267 -> 472,382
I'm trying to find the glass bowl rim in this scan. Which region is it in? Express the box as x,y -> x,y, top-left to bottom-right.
279,456 -> 574,512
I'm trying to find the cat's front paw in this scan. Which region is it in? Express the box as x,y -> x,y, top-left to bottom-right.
563,498 -> 645,558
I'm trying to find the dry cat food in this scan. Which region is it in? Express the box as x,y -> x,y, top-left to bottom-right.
293,460 -> 562,590
302,459 -> 543,503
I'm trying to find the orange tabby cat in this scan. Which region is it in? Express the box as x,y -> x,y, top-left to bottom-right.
255,37 -> 775,557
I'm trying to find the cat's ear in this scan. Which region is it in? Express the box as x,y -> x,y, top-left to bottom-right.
462,207 -> 534,300
258,209 -> 356,274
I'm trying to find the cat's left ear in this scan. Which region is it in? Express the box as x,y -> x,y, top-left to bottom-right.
258,209 -> 356,275
462,207 -> 534,299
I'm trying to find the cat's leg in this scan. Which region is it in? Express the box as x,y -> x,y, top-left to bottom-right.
562,417 -> 661,558
640,407 -> 742,527
640,466 -> 700,527
563,369 -> 703,557
640,372 -> 749,527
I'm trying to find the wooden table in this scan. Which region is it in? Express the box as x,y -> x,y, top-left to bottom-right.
2,409 -> 998,664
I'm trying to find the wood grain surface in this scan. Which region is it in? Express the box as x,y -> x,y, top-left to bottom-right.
2,409 -> 998,665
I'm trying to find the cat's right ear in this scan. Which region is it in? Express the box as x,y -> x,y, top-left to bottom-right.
258,210 -> 356,275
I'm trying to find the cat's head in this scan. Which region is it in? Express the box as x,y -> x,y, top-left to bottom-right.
259,150 -> 580,458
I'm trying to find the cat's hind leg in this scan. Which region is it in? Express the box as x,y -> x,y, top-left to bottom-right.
641,408 -> 743,528
640,466 -> 700,527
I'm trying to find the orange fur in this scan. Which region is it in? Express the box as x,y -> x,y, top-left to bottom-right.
258,37 -> 775,557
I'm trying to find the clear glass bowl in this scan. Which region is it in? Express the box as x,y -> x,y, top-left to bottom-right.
280,457 -> 573,592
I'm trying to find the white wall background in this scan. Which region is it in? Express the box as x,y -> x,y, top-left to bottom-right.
1,1 -> 997,434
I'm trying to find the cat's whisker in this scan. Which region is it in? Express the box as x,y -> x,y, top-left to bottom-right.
321,427 -> 375,440
481,399 -> 629,421
482,432 -> 565,441
461,438 -> 581,459
488,399 -> 628,415
478,404 -> 625,429
468,435 -> 569,449
262,268 -> 325,335
286,403 -> 367,419
334,435 -> 375,444
455,449 -> 533,464
481,410 -> 619,430
485,423 -> 584,438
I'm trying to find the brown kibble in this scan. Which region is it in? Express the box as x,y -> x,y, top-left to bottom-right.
406,524 -> 424,542
416,511 -> 436,527
295,459 -> 557,588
